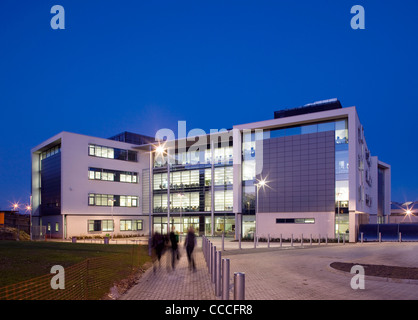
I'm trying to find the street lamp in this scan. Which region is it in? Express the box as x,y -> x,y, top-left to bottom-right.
108,198 -> 115,240
12,203 -> 19,212
255,177 -> 268,248
336,192 -> 342,240
154,143 -> 172,235
178,193 -> 184,240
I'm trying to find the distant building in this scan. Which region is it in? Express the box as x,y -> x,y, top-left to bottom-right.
389,201 -> 418,223
0,211 -> 30,234
30,99 -> 391,242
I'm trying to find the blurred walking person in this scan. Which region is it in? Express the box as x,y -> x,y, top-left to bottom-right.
152,231 -> 165,273
169,226 -> 180,270
184,226 -> 197,271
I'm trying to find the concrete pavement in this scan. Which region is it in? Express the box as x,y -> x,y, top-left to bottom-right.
120,237 -> 418,300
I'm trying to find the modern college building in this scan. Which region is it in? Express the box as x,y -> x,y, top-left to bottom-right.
30,99 -> 391,242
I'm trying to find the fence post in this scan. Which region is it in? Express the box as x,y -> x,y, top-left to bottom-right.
234,272 -> 245,300
215,251 -> 222,297
222,258 -> 230,300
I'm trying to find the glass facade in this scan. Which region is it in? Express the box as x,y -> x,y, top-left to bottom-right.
152,145 -> 233,213
152,143 -> 234,236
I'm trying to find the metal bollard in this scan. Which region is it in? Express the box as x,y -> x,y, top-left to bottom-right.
301,234 -> 303,247
291,234 -> 293,247
215,251 -> 222,297
343,235 -> 345,245
318,234 -> 321,245
234,272 -> 245,300
222,258 -> 230,300
211,245 -> 216,282
399,232 -> 402,243
202,236 -> 206,260
325,234 -> 328,245
379,232 -> 382,243
280,234 -> 282,247
310,234 -> 312,246
208,242 -> 213,274
361,232 -> 364,243
268,234 -> 270,248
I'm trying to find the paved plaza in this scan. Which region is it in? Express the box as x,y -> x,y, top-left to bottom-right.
121,237 -> 418,300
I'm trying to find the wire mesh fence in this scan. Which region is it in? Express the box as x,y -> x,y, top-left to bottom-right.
0,253 -> 142,300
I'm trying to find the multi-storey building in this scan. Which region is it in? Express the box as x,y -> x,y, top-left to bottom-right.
30,99 -> 391,242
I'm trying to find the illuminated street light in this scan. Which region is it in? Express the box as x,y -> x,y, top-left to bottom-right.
254,177 -> 269,248
153,142 -> 172,235
155,144 -> 165,156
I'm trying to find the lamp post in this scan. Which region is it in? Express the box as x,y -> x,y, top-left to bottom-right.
255,178 -> 266,248
178,192 -> 184,240
336,192 -> 342,240
26,204 -> 32,241
108,198 -> 115,240
155,144 -> 171,235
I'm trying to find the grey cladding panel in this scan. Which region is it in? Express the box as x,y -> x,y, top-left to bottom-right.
258,132 -> 335,213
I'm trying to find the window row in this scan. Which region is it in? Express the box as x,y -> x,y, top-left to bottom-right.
41,145 -> 61,160
88,167 -> 138,183
154,146 -> 233,168
88,144 -> 138,162
88,219 -> 143,232
153,167 -> 233,190
153,190 -> 233,213
275,218 -> 315,224
88,194 -> 139,207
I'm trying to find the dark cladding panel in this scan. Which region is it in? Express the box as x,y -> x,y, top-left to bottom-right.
40,153 -> 61,215
257,131 -> 335,213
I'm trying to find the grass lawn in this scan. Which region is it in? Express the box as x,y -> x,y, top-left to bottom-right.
0,240 -> 152,288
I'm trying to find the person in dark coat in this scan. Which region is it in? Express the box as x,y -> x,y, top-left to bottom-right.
169,226 -> 180,270
152,231 -> 165,272
184,226 -> 197,271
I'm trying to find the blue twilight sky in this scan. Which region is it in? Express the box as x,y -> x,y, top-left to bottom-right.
0,0 -> 417,210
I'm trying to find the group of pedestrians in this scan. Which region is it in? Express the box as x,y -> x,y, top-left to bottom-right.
151,226 -> 197,273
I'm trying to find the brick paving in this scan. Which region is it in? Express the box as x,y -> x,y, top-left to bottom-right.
120,238 -> 418,300
121,245 -> 216,300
